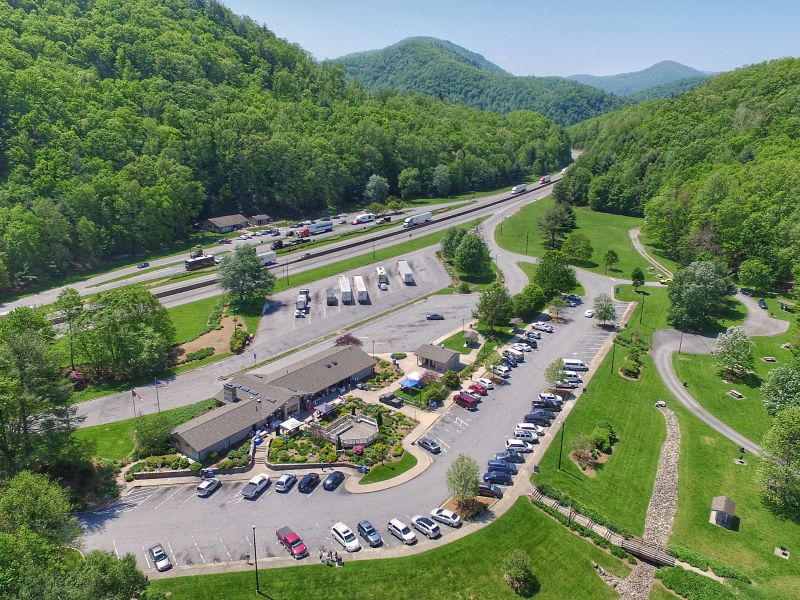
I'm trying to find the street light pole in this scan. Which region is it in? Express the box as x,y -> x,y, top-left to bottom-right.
678,327 -> 684,354
372,235 -> 375,260
639,291 -> 645,325
525,230 -> 529,254
372,340 -> 375,358
557,419 -> 565,471
252,525 -> 260,594
610,339 -> 616,374
285,257 -> 289,285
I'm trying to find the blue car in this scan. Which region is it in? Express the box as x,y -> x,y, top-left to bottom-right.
483,471 -> 513,486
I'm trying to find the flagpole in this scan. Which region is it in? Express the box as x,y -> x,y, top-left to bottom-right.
131,390 -> 138,417
154,379 -> 162,413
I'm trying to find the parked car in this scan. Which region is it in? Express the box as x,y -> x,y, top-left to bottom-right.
196,477 -> 221,497
487,459 -> 518,474
453,392 -> 478,410
524,413 -> 552,427
478,482 -> 504,499
276,526 -> 308,559
275,473 -> 297,493
495,450 -> 525,463
426,312 -> 445,320
323,471 -> 345,491
516,422 -> 545,436
532,321 -> 554,333
294,309 -> 304,318
379,215 -> 391,223
501,357 -> 517,368
411,515 -> 441,539
241,474 -> 270,499
430,508 -> 462,528
568,294 -> 582,302
513,428 -> 537,442
526,330 -> 542,340
477,377 -> 495,389
418,437 -> 441,454
532,399 -> 561,412
298,473 -> 320,493
492,365 -> 511,378
538,392 -> 563,404
469,382 -> 488,396
218,238 -> 232,244
522,337 -> 538,348
555,380 -> 579,389
357,520 -> 383,547
387,518 -> 417,544
379,392 -> 403,408
584,309 -> 595,318
137,262 -> 149,269
331,522 -> 361,552
513,342 -> 532,352
505,439 -> 534,453
483,471 -> 514,486
149,544 -> 172,571
758,298 -> 768,310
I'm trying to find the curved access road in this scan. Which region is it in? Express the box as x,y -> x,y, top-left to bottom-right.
629,228 -> 673,279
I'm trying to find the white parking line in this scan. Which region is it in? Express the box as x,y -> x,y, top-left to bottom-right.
153,488 -> 181,509
167,541 -> 179,566
218,532 -> 232,562
191,535 -> 206,564
141,545 -> 151,569
112,539 -> 119,558
179,491 -> 197,507
257,490 -> 272,503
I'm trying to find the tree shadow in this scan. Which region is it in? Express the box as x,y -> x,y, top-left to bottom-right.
570,259 -> 599,269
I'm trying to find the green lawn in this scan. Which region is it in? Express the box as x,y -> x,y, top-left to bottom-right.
649,582 -> 680,600
669,399 -> 800,600
638,230 -> 682,277
441,330 -> 477,355
517,261 -> 586,296
74,399 -> 219,461
671,318 -> 796,443
358,451 -> 418,485
533,353 -> 668,536
167,297 -> 220,344
151,498 -> 628,600
496,196 -> 650,280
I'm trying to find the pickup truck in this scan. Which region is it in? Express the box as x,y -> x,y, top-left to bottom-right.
241,474 -> 270,499
276,526 -> 308,559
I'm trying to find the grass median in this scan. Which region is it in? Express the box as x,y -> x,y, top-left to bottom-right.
151,498 -> 628,600
495,196 -> 650,280
358,451 -> 418,485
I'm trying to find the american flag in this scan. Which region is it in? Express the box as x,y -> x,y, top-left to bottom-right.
154,379 -> 168,388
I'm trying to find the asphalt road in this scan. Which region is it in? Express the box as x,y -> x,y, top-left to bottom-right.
78,278 -> 628,571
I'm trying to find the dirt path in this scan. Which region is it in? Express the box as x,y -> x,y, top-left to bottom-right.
177,315 -> 237,356
628,228 -> 673,279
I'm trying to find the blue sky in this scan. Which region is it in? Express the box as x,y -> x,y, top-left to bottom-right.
222,0 -> 799,76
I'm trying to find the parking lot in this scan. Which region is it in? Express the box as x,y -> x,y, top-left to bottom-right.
80,291 -> 629,570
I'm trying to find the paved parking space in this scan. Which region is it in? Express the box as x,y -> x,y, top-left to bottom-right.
80,290 -> 630,570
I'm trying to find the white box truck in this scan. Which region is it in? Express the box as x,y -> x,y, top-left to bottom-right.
398,260 -> 413,284
376,266 -> 389,288
353,275 -> 368,303
511,184 -> 527,194
339,276 -> 353,303
295,294 -> 307,312
403,211 -> 432,228
257,251 -> 277,266
351,213 -> 376,225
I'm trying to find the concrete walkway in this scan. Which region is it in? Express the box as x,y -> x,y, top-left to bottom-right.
629,228 -> 672,279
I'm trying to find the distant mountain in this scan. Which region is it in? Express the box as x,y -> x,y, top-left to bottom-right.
567,60 -> 711,96
627,75 -> 710,103
334,37 -> 625,125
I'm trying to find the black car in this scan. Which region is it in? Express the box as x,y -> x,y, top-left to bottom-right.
417,437 -> 441,454
487,459 -> 517,475
758,298 -> 768,309
137,262 -> 150,269
495,450 -> 525,464
379,215 -> 391,223
532,400 -> 562,412
379,393 -> 403,408
271,240 -> 284,250
298,473 -> 320,493
483,471 -> 513,486
478,482 -> 504,499
739,288 -> 754,296
524,413 -> 553,426
323,471 -> 345,491
501,357 -> 517,368
426,312 -> 445,320
530,408 -> 557,419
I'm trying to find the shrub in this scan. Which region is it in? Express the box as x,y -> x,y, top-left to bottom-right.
218,459 -> 234,470
590,422 -> 617,454
391,352 -> 407,360
442,370 -> 461,389
124,472 -> 135,482
271,438 -> 284,450
391,445 -> 404,457
621,358 -> 641,378
188,462 -> 202,472
230,327 -> 249,353
502,549 -> 537,596
667,545 -> 751,583
185,347 -> 214,362
655,567 -> 736,600
458,281 -> 471,294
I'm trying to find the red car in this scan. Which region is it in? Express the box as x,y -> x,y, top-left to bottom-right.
469,382 -> 488,396
453,392 -> 478,410
276,526 -> 308,559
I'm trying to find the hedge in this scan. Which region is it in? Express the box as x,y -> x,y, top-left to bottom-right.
185,347 -> 214,362
667,545 -> 751,583
530,498 -> 636,564
535,483 -> 634,539
655,567 -> 736,600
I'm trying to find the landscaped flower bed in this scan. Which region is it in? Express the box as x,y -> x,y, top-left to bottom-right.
268,398 -> 415,467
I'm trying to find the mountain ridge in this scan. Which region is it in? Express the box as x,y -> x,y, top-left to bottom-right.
567,60 -> 711,96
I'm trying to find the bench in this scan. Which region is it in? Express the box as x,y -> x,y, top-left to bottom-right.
729,390 -> 745,400
762,356 -> 777,363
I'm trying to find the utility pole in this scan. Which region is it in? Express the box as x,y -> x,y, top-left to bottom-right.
639,291 -> 645,325
252,525 -> 260,594
372,235 -> 376,260
610,340 -> 616,374
557,419 -> 565,471
285,257 -> 289,285
153,380 -> 161,413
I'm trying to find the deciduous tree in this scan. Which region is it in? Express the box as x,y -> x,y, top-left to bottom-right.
759,406 -> 800,518
473,283 -> 513,332
534,251 -> 578,296
334,334 -> 363,347
364,175 -> 389,203
544,359 -> 566,386
538,204 -> 573,249
454,233 -> 490,277
446,453 -> 479,503
631,266 -> 645,291
218,245 -> 276,305
55,287 -> 84,370
398,168 -> 421,199
512,283 -> 546,320
667,260 -> 736,330
737,258 -> 775,292
441,227 -> 467,260
593,293 -> 616,326
561,233 -> 593,263
713,326 -> 754,381
761,365 -> 800,416
432,164 -> 451,196
548,296 -> 569,320
603,249 -> 619,274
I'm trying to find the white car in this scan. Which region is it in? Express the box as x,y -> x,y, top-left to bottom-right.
411,515 -> 441,539
513,343 -> 532,352
149,544 -> 172,572
517,422 -> 545,436
532,322 -> 554,333
275,473 -> 296,493
387,518 -> 417,544
430,508 -> 462,528
477,377 -> 494,389
331,522 -> 361,552
241,474 -> 270,499
196,477 -> 221,497
514,428 -> 537,441
378,282 -> 388,291
506,439 -> 534,453
538,392 -> 563,403
584,309 -> 595,318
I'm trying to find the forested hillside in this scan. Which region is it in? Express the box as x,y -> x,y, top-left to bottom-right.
0,1 -> 570,290
334,37 -> 625,125
567,60 -> 709,96
555,59 -> 800,284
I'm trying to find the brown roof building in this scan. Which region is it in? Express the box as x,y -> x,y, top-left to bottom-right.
200,214 -> 249,233
415,343 -> 461,373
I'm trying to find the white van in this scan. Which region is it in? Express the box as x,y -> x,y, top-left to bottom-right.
506,439 -> 533,453
564,370 -> 583,383
514,428 -> 537,441
563,359 -> 589,372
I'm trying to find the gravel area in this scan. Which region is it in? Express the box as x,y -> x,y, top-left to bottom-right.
643,407 -> 681,547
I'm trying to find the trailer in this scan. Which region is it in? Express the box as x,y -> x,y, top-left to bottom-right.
257,251 -> 277,266
326,288 -> 337,306
511,184 -> 527,194
398,260 -> 413,284
403,211 -> 432,228
339,276 -> 353,304
353,276 -> 368,304
185,254 -> 215,271
307,220 -> 334,235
